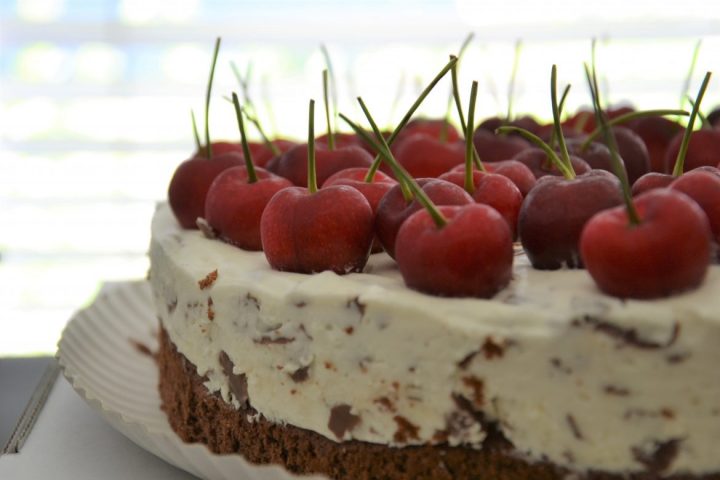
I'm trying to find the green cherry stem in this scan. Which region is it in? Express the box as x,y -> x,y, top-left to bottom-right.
320,44 -> 339,133
579,109 -> 690,151
363,55 -> 459,183
584,63 -> 640,226
465,81 -> 479,193
549,84 -> 571,150
204,37 -> 221,159
308,99 -> 318,194
323,69 -> 335,150
673,71 -> 712,177
551,65 -> 573,173
506,39 -> 522,122
339,112 -> 412,202
347,104 -> 447,228
358,97 -> 414,199
230,61 -> 281,156
232,92 -> 257,184
680,39 -> 702,110
686,96 -> 711,129
440,33 -> 474,142
497,126 -> 575,180
451,57 -> 485,172
191,110 -> 201,152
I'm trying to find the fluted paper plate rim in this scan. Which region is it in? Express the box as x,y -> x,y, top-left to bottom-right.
57,280 -> 327,480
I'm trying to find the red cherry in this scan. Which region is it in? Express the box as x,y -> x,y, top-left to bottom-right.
473,128 -> 531,163
438,170 -> 522,238
323,167 -> 397,253
249,139 -> 296,168
397,118 -> 461,143
628,116 -> 683,173
519,170 -> 624,269
389,133 -> 465,178
269,144 -> 373,187
664,129 -> 720,173
195,141 -> 243,157
395,204 -> 513,298
451,160 -> 536,197
204,166 -> 292,250
167,152 -> 243,229
260,185 -> 374,274
375,178 -> 473,259
631,172 -> 674,196
580,189 -> 711,298
670,168 -> 720,249
512,148 -> 591,180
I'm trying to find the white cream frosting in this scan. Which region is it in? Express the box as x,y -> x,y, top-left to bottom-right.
149,202 -> 720,475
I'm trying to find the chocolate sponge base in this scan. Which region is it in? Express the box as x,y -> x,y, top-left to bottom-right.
156,326 -> 716,480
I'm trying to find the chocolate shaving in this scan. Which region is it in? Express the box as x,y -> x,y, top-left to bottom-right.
295,301 -> 307,308
299,324 -> 313,340
328,404 -> 361,439
624,408 -> 676,420
632,438 -> 681,473
458,337 -> 511,369
667,352 -> 690,364
218,351 -> 249,405
344,326 -> 354,335
254,336 -> 295,345
289,366 -> 309,383
550,357 -> 573,374
207,296 -> 215,321
374,396 -> 396,412
574,316 -> 680,350
346,296 -> 366,316
244,292 -> 261,310
603,385 -> 630,396
129,339 -> 153,357
462,376 -> 485,407
198,270 -> 218,290
393,415 -> 420,443
566,414 -> 584,440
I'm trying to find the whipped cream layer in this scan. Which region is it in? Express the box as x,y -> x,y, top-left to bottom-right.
149,202 -> 720,476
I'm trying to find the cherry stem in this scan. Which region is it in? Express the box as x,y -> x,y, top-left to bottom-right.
673,71 -> 712,177
584,63 -> 640,226
204,37 -> 221,159
497,126 -> 575,180
230,61 -> 281,156
363,56 -> 458,182
680,39 -> 702,110
506,39 -> 522,122
357,98 -> 413,199
191,110 -> 201,152
232,92 -> 257,184
440,33 -> 474,143
580,109 -> 690,151
351,102 -> 447,228
465,81 -> 479,193
320,44 -> 339,134
686,96 -> 711,130
549,84 -> 571,150
451,56 -> 485,172
322,69 -> 335,150
307,99 -> 318,194
551,65 -> 573,174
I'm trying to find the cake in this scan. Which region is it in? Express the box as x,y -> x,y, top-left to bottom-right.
150,201 -> 720,479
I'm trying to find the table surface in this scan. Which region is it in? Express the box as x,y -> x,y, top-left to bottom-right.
0,368 -> 196,479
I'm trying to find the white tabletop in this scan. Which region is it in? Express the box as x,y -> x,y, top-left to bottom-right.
0,374 -> 196,479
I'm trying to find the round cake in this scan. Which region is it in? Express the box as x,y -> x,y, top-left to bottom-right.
149,201 -> 720,479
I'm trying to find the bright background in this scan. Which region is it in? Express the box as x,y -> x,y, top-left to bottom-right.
1,0 -> 719,355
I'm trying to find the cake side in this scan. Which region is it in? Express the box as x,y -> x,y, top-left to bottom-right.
150,202 -> 720,475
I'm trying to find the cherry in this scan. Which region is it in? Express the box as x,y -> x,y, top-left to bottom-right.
629,116 -> 683,173
670,168 -> 720,254
580,60 -> 712,298
203,93 -> 292,250
396,118 -> 461,144
450,160 -> 536,197
581,189 -> 711,298
473,128 -> 530,163
664,128 -> 720,173
261,100 -> 374,274
269,143 -> 373,187
390,133 -> 465,178
396,204 -> 513,297
168,37 -> 243,229
322,167 -> 397,253
631,172 -> 674,196
250,139 -> 296,168
511,147 -> 591,179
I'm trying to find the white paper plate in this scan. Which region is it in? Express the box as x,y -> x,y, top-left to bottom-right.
57,280 -> 327,480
